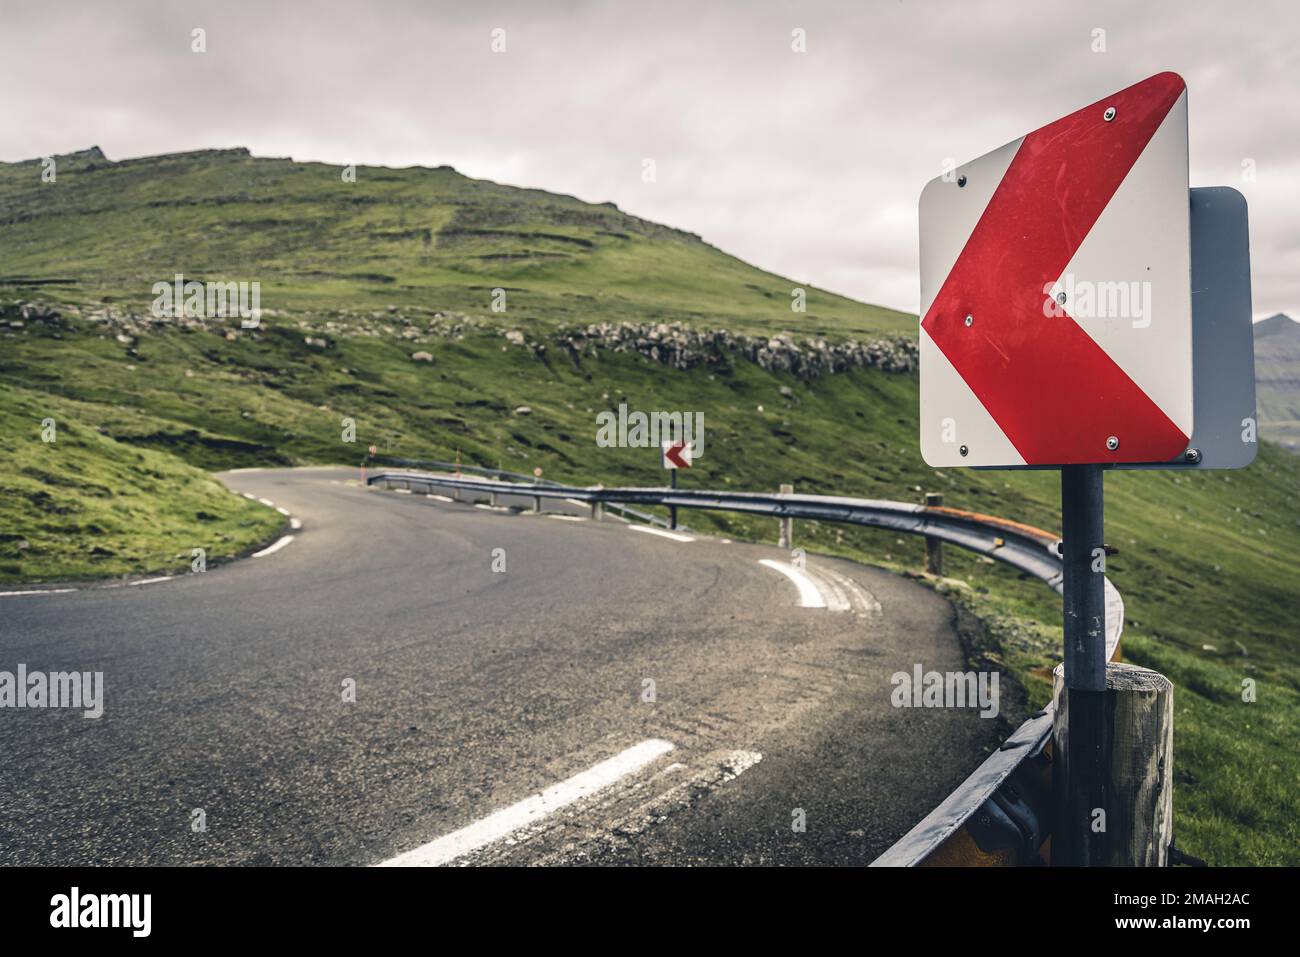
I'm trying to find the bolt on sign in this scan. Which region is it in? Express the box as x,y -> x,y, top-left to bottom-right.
918,72 -> 1245,468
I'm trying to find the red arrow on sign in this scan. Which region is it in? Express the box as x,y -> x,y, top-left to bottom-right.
663,441 -> 692,469
921,71 -> 1190,465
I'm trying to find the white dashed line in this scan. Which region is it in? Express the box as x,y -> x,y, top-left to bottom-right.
758,559 -> 826,608
257,497 -> 275,507
545,514 -> 586,522
377,739 -> 675,867
252,535 -> 295,558
276,506 -> 291,516
128,576 -> 174,586
628,525 -> 694,543
426,494 -> 454,503
289,518 -> 302,530
242,492 -> 257,500
0,588 -> 77,598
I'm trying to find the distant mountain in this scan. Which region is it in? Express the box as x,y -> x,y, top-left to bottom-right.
1255,313 -> 1300,449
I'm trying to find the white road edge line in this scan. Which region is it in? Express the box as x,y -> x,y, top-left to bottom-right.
128,576 -> 174,586
545,514 -> 586,522
0,588 -> 77,598
257,497 -> 275,507
758,558 -> 826,609
252,535 -> 295,558
377,738 -> 675,867
276,506 -> 291,516
289,517 -> 303,530
426,494 -> 454,503
628,525 -> 694,543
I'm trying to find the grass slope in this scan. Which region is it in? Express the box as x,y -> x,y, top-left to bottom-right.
0,382 -> 285,582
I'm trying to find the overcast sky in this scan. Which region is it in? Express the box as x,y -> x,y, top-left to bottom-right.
2,0 -> 1297,318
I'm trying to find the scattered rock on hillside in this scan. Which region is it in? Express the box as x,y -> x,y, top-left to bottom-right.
536,320 -> 918,382
411,351 -> 434,362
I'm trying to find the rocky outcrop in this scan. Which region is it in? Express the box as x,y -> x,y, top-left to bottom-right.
543,321 -> 917,380
3,301 -> 918,382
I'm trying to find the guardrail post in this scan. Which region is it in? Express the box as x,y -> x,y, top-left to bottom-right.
924,492 -> 944,574
778,483 -> 793,550
1052,662 -> 1173,866
489,491 -> 498,507
591,500 -> 603,521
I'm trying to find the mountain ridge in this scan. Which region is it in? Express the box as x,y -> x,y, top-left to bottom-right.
1255,312 -> 1300,449
0,145 -> 909,337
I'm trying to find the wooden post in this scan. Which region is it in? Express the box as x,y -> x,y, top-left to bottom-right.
924,492 -> 944,575
778,483 -> 793,550
1052,662 -> 1174,866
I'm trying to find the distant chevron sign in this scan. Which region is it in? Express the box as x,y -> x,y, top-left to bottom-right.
661,440 -> 692,469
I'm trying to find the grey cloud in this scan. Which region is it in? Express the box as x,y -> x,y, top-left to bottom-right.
1,0 -> 1296,316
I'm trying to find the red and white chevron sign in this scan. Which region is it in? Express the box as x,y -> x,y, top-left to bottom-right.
920,72 -> 1193,467
661,440 -> 692,469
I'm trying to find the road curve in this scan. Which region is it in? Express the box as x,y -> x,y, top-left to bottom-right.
0,467 -> 1000,865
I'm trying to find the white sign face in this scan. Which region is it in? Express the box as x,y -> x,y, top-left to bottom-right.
661,440 -> 691,469
919,72 -> 1194,468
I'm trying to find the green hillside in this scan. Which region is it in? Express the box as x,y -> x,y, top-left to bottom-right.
1,148 -> 1297,864
0,381 -> 285,581
0,146 -> 910,337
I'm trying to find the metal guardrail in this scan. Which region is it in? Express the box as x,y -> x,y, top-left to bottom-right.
366,468 -> 1123,866
367,457 -> 674,528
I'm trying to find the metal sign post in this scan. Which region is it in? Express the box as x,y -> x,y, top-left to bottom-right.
670,468 -> 678,530
1058,465 -> 1108,865
661,440 -> 691,531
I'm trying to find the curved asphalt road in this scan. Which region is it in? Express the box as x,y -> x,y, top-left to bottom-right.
0,467 -> 1000,866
